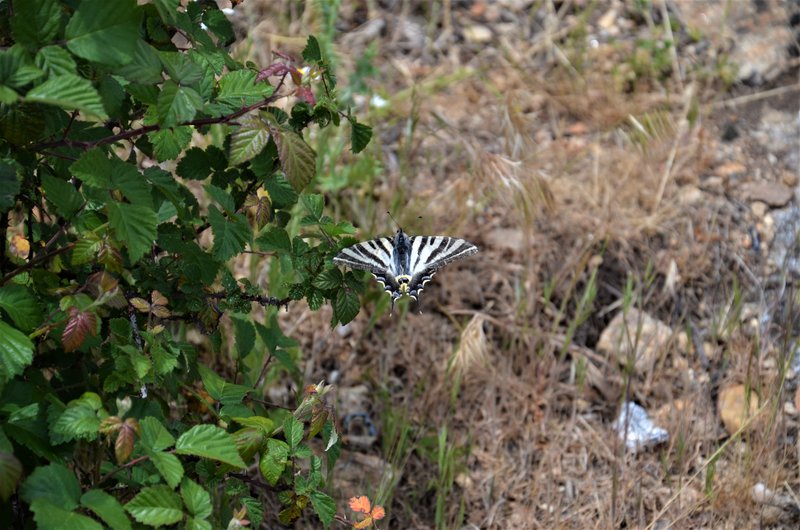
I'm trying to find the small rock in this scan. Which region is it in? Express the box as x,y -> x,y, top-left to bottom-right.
730,28 -> 794,85
718,384 -> 760,435
566,122 -> 588,136
485,228 -> 525,252
750,201 -> 768,218
597,308 -> 675,373
740,181 -> 793,207
782,171 -> 798,187
463,24 -> 493,44
677,186 -> 704,205
598,7 -> 617,30
715,161 -> 747,179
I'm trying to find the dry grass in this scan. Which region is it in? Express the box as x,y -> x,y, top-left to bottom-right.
223,0 -> 800,528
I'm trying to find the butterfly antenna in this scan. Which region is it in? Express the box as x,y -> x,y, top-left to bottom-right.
387,211 -> 403,232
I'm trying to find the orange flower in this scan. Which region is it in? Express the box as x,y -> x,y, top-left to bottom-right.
349,496 -> 385,528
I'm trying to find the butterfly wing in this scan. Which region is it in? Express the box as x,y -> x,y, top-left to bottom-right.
333,237 -> 400,296
406,236 -> 478,299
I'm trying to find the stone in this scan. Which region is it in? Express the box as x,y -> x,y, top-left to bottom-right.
739,181 -> 793,207
597,308 -> 675,373
718,384 -> 760,435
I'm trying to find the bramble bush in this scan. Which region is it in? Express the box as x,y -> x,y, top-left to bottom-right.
0,0 -> 373,528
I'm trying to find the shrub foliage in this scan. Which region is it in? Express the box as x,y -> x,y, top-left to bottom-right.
0,0 -> 371,528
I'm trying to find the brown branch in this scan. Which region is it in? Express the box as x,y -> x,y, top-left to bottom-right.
96,454 -> 151,486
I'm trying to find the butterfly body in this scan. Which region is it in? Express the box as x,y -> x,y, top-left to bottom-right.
333,229 -> 478,308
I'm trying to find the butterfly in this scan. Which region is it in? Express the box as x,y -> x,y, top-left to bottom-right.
333,229 -> 478,310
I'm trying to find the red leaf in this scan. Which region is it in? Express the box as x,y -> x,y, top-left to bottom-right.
62,307 -> 98,353
295,86 -> 315,105
256,63 -> 291,83
115,422 -> 136,463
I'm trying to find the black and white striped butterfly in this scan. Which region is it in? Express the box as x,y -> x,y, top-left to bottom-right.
333,229 -> 478,310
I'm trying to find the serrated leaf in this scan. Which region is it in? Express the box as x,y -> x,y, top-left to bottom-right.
263,174 -> 298,209
284,416 -> 303,450
302,35 -> 322,63
107,202 -> 158,263
159,51 -> 204,85
216,69 -> 274,111
177,147 -> 222,180
181,478 -> 212,519
175,424 -> 246,468
30,499 -> 103,530
301,194 -> 323,219
115,423 -> 136,463
157,80 -> 201,127
11,0 -> 61,49
232,316 -> 255,358
150,451 -> 184,489
259,439 -> 289,486
150,126 -> 193,162
24,75 -> 108,120
0,285 -> 41,332
139,417 -> 175,452
229,113 -> 270,166
20,463 -> 80,510
0,320 -> 34,385
310,490 -> 336,528
307,289 -> 324,311
70,149 -> 112,187
117,40 -> 163,84
256,226 -> 292,253
125,485 -> 183,526
334,289 -> 359,325
350,120 -> 372,154
272,127 -> 316,192
0,452 -> 22,501
81,490 -> 132,530
35,46 -> 78,77
51,399 -> 101,442
186,517 -> 213,530
153,0 -> 179,24
61,307 -> 97,353
204,183 -> 235,213
66,0 -> 142,66
41,174 -> 83,217
208,206 -> 250,262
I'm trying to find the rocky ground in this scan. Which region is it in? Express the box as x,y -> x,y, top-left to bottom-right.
228,1 -> 800,527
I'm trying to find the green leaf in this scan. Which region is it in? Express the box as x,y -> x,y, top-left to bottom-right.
301,194 -> 323,219
204,183 -> 235,213
208,206 -> 250,262
284,416 -> 303,450
0,452 -> 22,501
229,113 -> 270,166
175,425 -> 246,468
150,451 -> 183,489
70,149 -> 112,188
139,417 -> 175,452
159,51 -> 204,85
310,490 -> 336,529
35,46 -> 78,77
350,120 -> 372,154
177,146 -> 226,180
302,35 -> 322,63
107,202 -> 158,263
232,316 -> 255,358
333,289 -> 360,325
117,40 -> 163,84
217,70 -> 274,110
11,0 -> 61,49
256,226 -> 292,253
0,285 -> 41,332
157,81 -> 201,127
0,320 -> 34,386
181,478 -> 212,519
20,463 -> 80,510
42,174 -> 83,217
263,174 -> 298,209
186,517 -> 213,530
259,439 -> 289,486
110,159 -> 152,206
150,126 -> 193,162
272,127 -> 316,192
51,395 -> 102,442
0,162 -> 20,213
81,489 -> 132,530
153,0 -> 179,24
312,269 -> 342,291
24,75 -> 108,120
30,499 -> 103,530
125,485 -> 183,526
66,0 -> 142,66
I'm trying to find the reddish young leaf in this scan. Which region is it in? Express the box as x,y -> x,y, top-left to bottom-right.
62,307 -> 97,352
99,416 -> 122,435
115,422 -> 136,463
371,505 -> 385,520
256,63 -> 292,83
295,86 -> 315,105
